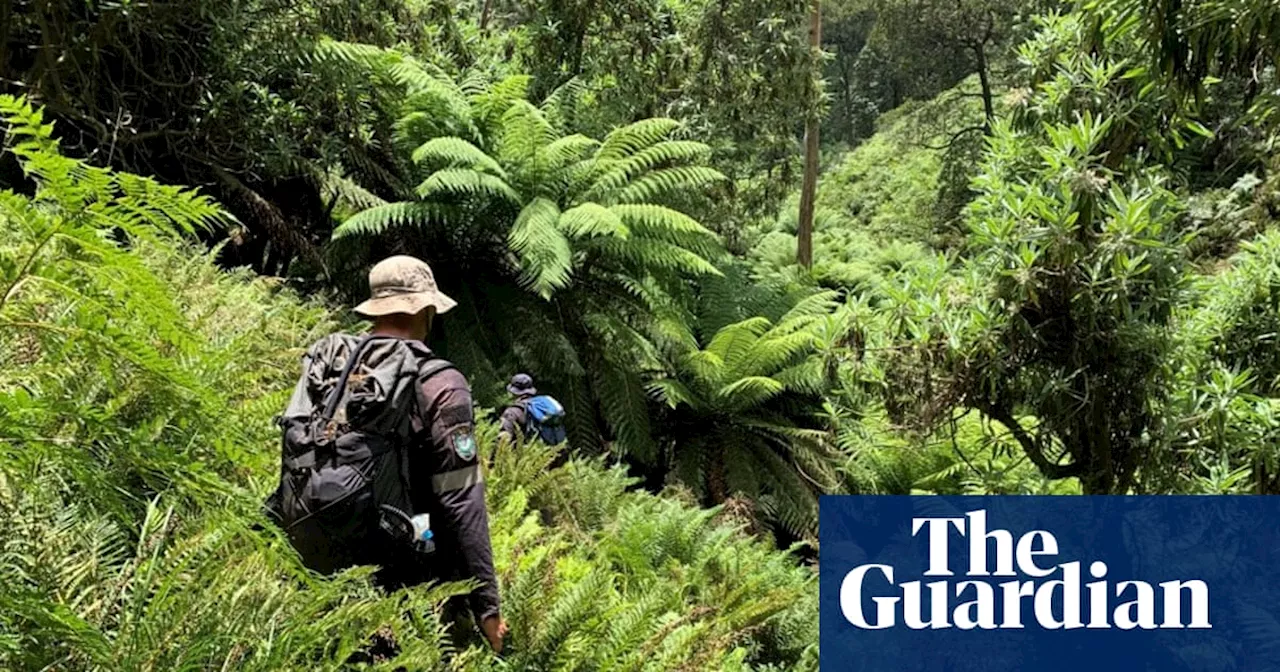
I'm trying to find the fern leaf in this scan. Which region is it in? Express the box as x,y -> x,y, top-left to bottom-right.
509,198 -> 571,298
596,118 -> 683,162
559,203 -> 630,240
415,168 -> 520,203
611,203 -> 720,251
588,141 -> 713,199
331,201 -> 459,239
646,377 -> 700,410
410,137 -> 508,178
614,166 -> 728,204
717,376 -> 786,408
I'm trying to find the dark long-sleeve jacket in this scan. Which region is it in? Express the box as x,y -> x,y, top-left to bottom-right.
497,401 -> 529,442
407,348 -> 500,625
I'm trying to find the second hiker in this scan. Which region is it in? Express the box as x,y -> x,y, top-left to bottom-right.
497,373 -> 567,447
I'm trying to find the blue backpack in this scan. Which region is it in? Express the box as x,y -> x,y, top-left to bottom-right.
521,395 -> 567,446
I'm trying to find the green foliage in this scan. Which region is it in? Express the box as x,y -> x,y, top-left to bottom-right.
835,0 -> 1280,496
0,98 -> 817,670
1,0 -> 475,274
323,48 -> 737,469
647,293 -> 848,539
747,75 -> 989,278
877,56 -> 1192,493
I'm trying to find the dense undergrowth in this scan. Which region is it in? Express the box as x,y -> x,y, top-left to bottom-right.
0,97 -> 816,671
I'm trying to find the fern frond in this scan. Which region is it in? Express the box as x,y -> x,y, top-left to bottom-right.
737,331 -> 817,379
596,362 -> 657,463
595,238 -> 722,278
331,201 -> 459,239
320,170 -> 389,212
410,137 -> 508,178
559,203 -> 630,240
497,100 -> 555,164
588,141 -> 713,199
611,203 -> 719,246
704,318 -> 772,368
538,134 -> 599,172
415,168 -> 520,203
647,377 -> 701,410
596,118 -> 683,162
509,198 -> 571,298
472,74 -> 533,127
717,376 -> 786,409
614,166 -> 728,204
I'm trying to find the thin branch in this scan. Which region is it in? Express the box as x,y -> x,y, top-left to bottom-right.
913,125 -> 988,151
975,400 -> 1084,480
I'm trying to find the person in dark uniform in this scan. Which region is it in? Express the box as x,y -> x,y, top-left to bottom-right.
497,373 -> 537,445
351,256 -> 508,653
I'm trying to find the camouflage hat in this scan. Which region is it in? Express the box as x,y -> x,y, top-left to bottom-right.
353,255 -> 457,318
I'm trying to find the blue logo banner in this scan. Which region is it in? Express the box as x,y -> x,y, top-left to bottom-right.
819,496 -> 1280,671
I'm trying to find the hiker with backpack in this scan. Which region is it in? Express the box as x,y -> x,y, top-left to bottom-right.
265,255 -> 507,653
497,373 -> 567,447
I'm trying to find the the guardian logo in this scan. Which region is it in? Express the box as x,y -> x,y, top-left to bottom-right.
840,509 -> 1212,631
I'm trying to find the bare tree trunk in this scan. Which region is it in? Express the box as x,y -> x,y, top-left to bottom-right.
479,0 -> 494,31
796,0 -> 821,269
973,42 -> 995,126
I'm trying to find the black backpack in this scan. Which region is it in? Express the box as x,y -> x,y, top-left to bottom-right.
263,333 -> 453,574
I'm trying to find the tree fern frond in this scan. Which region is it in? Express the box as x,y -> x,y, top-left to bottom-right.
509,198 -> 571,298
595,238 -> 722,278
717,376 -> 786,408
312,38 -> 388,69
588,141 -> 713,198
540,77 -> 587,134
704,318 -> 772,368
596,363 -> 656,463
559,203 -> 630,240
773,358 -> 828,396
538,134 -> 599,172
320,170 -> 388,212
473,75 -> 533,120
614,166 -> 728,204
647,378 -> 700,410
497,100 -> 555,164
611,203 -> 719,243
737,331 -> 818,379
331,201 -> 459,239
685,349 -> 727,386
415,168 -> 521,203
596,118 -> 684,162
410,137 -> 508,178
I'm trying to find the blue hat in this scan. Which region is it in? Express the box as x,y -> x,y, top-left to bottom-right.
507,373 -> 536,396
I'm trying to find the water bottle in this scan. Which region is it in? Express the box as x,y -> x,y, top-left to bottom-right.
410,513 -> 435,554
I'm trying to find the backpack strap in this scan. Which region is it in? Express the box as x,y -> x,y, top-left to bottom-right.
418,357 -> 456,382
515,398 -> 536,438
320,334 -> 384,420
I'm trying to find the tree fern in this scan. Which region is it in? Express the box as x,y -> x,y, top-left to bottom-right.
322,58 -> 732,467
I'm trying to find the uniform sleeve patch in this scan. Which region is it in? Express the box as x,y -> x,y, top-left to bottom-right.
451,429 -> 477,461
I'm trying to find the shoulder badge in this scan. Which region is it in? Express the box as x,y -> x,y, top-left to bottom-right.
451,429 -> 477,461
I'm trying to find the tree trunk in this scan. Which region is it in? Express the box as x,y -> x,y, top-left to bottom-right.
479,0 -> 494,31
796,0 -> 821,269
973,43 -> 995,126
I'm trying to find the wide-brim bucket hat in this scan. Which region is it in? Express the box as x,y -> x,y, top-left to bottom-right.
507,373 -> 536,396
354,255 -> 458,317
